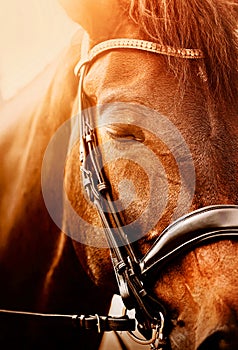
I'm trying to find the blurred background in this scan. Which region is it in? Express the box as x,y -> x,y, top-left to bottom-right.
0,0 -> 78,101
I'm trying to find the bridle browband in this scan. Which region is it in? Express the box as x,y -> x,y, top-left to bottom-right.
0,38 -> 238,349
74,38 -> 204,76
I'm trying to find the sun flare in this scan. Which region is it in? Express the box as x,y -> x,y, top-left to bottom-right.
0,0 -> 77,101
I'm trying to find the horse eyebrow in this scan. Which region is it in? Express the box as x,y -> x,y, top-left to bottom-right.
98,102 -> 151,126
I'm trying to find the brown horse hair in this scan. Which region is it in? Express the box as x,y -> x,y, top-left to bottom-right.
126,0 -> 238,109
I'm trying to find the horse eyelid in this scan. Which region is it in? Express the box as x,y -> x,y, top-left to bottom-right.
105,126 -> 145,143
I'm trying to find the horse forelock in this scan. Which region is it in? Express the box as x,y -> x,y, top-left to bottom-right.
127,0 -> 238,108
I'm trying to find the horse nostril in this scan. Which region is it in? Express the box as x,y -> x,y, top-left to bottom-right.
198,328 -> 238,350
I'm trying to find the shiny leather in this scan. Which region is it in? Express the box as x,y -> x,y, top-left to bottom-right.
140,205 -> 238,277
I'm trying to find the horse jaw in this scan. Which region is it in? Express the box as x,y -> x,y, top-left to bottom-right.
58,0 -> 130,43
153,241 -> 238,350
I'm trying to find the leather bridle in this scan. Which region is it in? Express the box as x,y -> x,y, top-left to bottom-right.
1,38 -> 238,350
74,38 -> 238,349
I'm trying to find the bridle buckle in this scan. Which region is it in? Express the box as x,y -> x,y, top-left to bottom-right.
127,312 -> 166,350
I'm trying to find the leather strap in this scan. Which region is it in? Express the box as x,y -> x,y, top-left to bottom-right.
74,314 -> 135,332
74,38 -> 204,76
0,309 -> 135,333
140,205 -> 238,277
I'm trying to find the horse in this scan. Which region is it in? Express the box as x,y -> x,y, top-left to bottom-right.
1,0 -> 238,349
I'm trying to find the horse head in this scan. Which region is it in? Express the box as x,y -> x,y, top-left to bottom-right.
60,1 -> 238,349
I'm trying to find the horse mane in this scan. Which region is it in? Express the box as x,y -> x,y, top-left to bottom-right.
127,0 -> 238,108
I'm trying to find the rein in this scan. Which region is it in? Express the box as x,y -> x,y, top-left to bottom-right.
1,37 -> 238,350
0,309 -> 135,333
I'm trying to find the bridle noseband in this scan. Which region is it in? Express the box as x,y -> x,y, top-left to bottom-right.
75,37 -> 238,349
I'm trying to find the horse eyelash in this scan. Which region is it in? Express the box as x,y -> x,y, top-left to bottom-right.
105,125 -> 145,143
106,130 -> 145,143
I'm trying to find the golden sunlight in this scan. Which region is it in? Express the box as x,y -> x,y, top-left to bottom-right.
0,0 -> 77,101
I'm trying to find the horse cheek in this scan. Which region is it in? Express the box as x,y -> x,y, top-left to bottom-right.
153,243 -> 238,349
64,144 -> 116,290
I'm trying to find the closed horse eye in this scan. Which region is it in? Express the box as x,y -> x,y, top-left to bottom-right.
105,124 -> 145,142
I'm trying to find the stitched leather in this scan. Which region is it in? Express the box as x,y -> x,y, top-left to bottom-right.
140,205 -> 238,277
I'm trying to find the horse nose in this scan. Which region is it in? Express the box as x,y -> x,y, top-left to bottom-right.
197,326 -> 238,350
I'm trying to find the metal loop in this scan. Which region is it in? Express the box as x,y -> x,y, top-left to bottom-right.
127,312 -> 165,349
127,328 -> 158,346
97,182 -> 108,193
